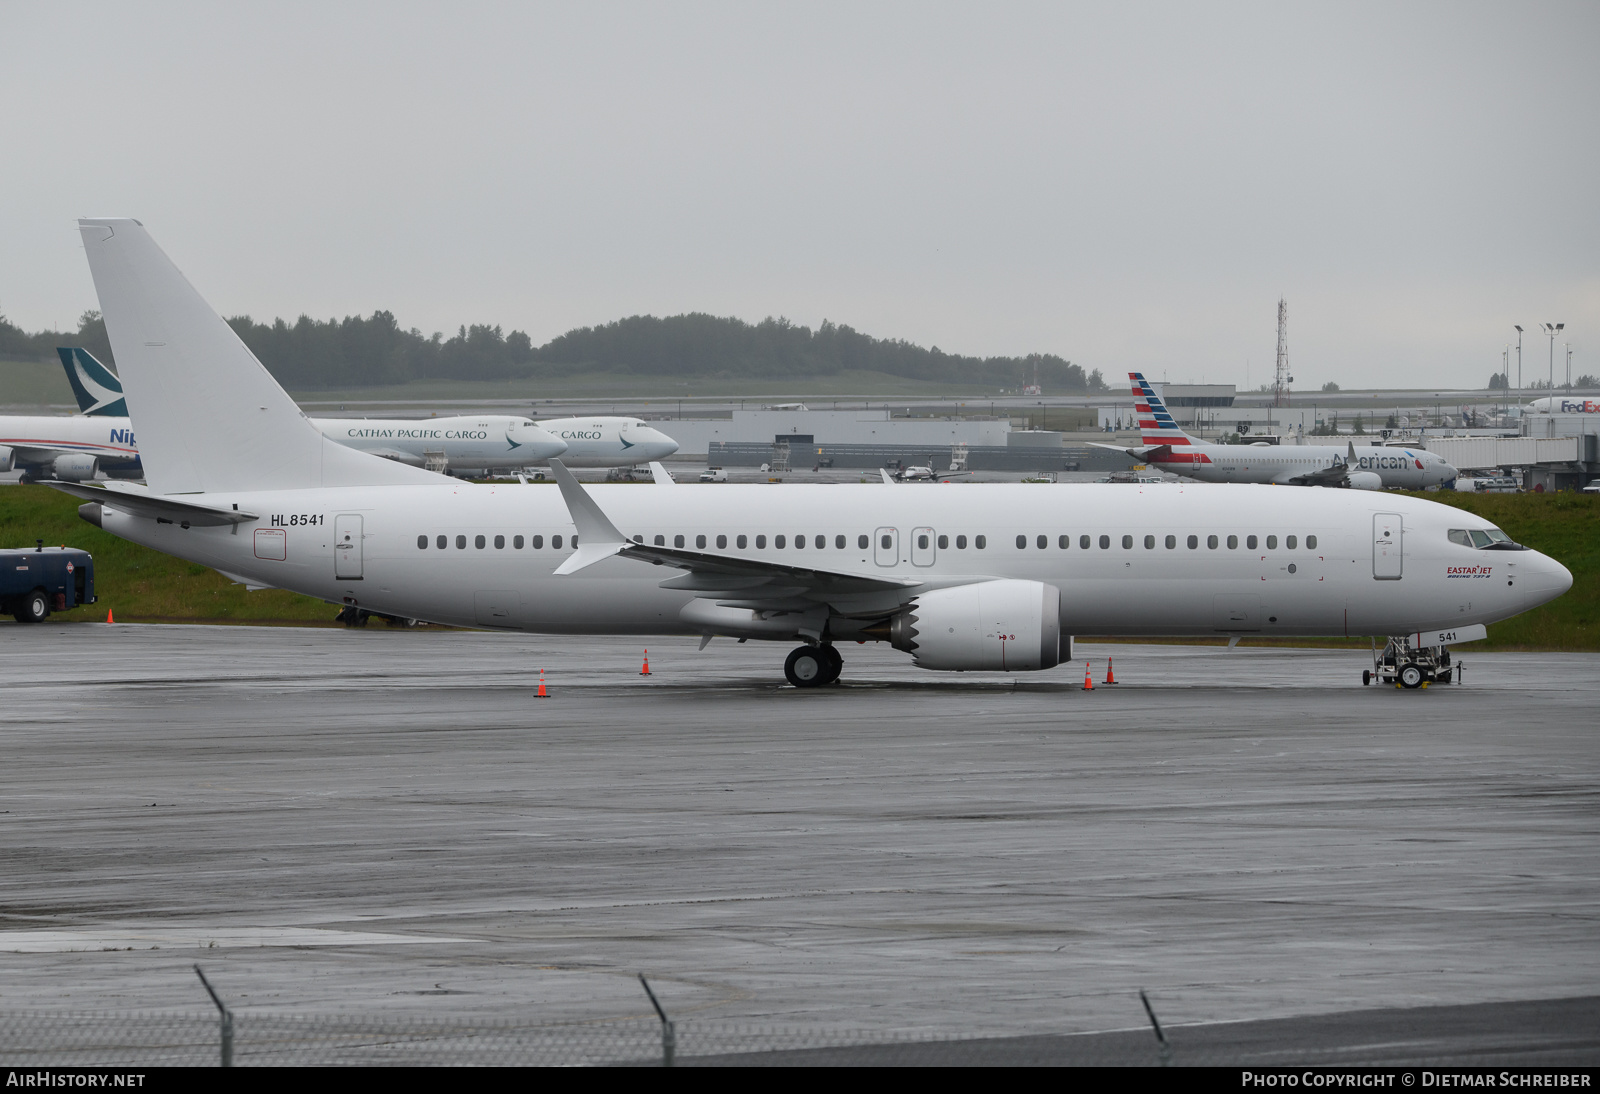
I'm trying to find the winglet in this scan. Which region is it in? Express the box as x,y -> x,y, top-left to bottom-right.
649,462 -> 676,486
548,460 -> 629,575
1348,441 -> 1357,462
880,468 -> 896,485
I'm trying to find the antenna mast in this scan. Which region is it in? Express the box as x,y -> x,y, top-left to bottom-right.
1273,298 -> 1291,408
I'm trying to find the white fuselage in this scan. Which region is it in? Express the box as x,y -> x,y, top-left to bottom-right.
533,417 -> 679,467
322,416 -> 565,470
0,415 -> 142,475
1153,442 -> 1456,488
4,413 -> 681,477
92,482 -> 1569,642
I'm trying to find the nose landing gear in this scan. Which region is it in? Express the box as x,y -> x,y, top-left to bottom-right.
785,644 -> 843,688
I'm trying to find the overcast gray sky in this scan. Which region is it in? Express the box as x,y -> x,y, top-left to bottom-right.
3,1 -> 1596,389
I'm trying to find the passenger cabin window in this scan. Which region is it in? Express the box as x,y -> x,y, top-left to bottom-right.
737,535 -> 747,548
696,535 -> 707,548
1306,535 -> 1317,549
717,535 -> 727,549
1286,535 -> 1297,549
1164,535 -> 1175,549
475,535 -> 486,549
1227,535 -> 1238,549
1207,535 -> 1218,549
456,535 -> 467,549
816,535 -> 826,549
1187,535 -> 1198,549
1016,535 -> 1027,549
880,534 -> 891,549
1036,535 -> 1047,549
794,535 -> 804,549
1266,535 -> 1278,549
1146,535 -> 1157,549
674,534 -> 685,548
1247,535 -> 1258,550
494,535 -> 505,549
1059,535 -> 1070,549
756,535 -> 767,548
858,535 -> 869,549
1080,535 -> 1091,549
920,534 -> 931,549
514,536 -> 524,549
437,535 -> 447,549
654,534 -> 665,546
532,535 -> 544,549
1099,535 -> 1110,549
938,535 -> 948,549
836,535 -> 846,549
1122,535 -> 1133,549
417,535 -> 427,549
975,535 -> 987,549
956,535 -> 968,549
774,535 -> 785,548
552,535 -> 563,549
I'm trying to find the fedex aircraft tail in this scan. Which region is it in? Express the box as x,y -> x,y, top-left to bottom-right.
77,219 -> 438,495
1130,373 -> 1201,448
57,347 -> 127,417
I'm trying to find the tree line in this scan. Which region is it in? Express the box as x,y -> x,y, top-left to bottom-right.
0,307 -> 1105,392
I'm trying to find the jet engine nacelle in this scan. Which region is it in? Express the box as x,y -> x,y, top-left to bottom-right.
1347,471 -> 1383,491
890,579 -> 1067,671
50,453 -> 99,481
0,445 -> 12,473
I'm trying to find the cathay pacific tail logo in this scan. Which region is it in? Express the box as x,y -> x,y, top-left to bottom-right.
57,348 -> 128,417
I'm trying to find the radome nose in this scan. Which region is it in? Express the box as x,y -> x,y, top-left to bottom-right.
1523,551 -> 1574,609
513,425 -> 567,459
638,427 -> 680,458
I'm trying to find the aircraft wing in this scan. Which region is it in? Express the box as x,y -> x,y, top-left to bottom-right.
548,460 -> 920,613
1284,463 -> 1351,487
1088,442 -> 1170,462
42,480 -> 258,526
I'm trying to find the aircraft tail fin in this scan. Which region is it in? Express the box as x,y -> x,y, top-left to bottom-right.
1129,372 -> 1201,448
57,348 -> 128,416
77,219 -> 439,494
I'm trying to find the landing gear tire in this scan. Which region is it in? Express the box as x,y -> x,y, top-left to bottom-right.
817,644 -> 843,685
1399,663 -> 1424,689
13,589 -> 49,623
1362,669 -> 1371,686
784,646 -> 829,688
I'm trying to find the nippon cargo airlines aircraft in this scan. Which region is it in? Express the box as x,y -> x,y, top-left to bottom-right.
48,220 -> 1570,688
47,347 -> 679,475
1095,373 -> 1457,489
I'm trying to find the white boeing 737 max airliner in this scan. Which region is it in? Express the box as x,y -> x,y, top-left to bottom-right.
49,220 -> 1569,687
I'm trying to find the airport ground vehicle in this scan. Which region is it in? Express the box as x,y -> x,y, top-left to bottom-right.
1361,625 -> 1482,688
699,469 -> 727,482
0,543 -> 95,622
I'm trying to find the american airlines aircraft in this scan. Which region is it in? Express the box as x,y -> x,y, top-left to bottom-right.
1095,373 -> 1457,489
35,347 -> 680,478
49,220 -> 1569,688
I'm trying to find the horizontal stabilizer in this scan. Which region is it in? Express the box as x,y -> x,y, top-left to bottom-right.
45,479 -> 257,526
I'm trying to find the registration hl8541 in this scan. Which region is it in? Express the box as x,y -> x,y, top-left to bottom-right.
270,514 -> 324,527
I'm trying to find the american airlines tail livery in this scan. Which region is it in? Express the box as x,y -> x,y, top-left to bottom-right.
49,220 -> 1568,687
1096,373 -> 1458,489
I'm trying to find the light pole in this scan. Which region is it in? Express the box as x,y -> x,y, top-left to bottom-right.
1566,343 -> 1573,389
1542,322 -> 1564,392
1515,325 -> 1523,406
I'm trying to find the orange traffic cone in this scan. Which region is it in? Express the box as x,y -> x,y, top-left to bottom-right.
106,609 -> 114,624
640,650 -> 651,676
1104,657 -> 1117,685
1083,662 -> 1094,690
537,669 -> 548,698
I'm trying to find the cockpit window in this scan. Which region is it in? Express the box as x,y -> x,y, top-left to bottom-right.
1449,526 -> 1528,551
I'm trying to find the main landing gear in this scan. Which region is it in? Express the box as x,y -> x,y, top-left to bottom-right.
1364,636 -> 1459,689
785,644 -> 843,688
